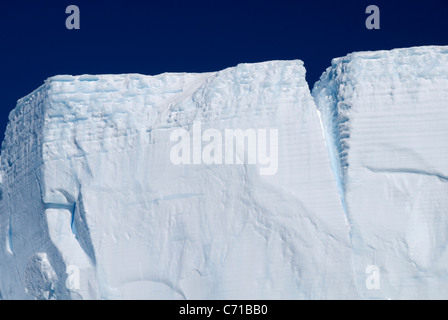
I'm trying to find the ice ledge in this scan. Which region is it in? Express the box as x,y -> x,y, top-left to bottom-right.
330,45 -> 448,65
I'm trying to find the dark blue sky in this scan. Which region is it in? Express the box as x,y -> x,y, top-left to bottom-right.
0,0 -> 447,143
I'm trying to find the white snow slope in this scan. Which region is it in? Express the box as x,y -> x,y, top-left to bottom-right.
0,45 -> 447,299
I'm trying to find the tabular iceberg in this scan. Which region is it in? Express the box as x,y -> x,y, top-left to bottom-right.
0,45 -> 447,299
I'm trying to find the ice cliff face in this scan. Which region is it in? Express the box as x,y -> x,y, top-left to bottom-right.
0,46 -> 447,299
313,46 -> 448,299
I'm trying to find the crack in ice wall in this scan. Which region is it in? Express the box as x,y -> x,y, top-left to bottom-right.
312,77 -> 357,296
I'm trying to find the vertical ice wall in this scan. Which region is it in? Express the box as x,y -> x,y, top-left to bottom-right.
0,86 -> 70,299
0,61 -> 356,299
313,45 -> 448,299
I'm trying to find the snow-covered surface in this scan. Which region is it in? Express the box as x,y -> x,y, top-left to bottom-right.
0,45 -> 447,299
